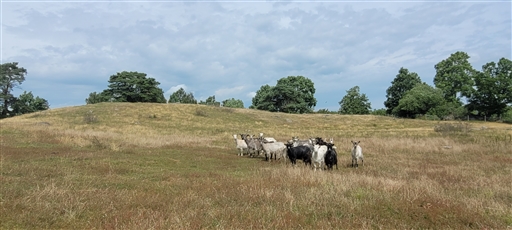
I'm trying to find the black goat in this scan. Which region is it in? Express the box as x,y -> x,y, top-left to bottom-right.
285,143 -> 312,166
325,143 -> 338,170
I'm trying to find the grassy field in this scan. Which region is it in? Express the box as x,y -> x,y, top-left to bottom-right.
1,102 -> 511,229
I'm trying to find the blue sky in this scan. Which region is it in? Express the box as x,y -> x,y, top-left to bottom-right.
2,0 -> 510,111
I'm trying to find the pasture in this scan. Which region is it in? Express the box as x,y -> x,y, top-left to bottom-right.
1,102 -> 511,229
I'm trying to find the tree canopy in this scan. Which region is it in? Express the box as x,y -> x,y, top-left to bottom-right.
199,95 -> 220,106
338,86 -> 371,114
168,88 -> 197,104
86,71 -> 166,104
466,57 -> 512,117
392,83 -> 446,117
434,51 -> 475,103
251,76 -> 316,113
384,67 -> 422,116
11,91 -> 49,116
1,62 -> 49,118
1,62 -> 27,118
222,98 -> 244,108
85,91 -> 110,104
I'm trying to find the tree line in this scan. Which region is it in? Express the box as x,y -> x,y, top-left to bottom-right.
0,62 -> 49,118
2,51 -> 511,121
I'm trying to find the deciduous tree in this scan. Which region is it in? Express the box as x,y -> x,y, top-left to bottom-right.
466,58 -> 512,117
434,51 -> 476,103
393,83 -> 445,117
168,88 -> 197,104
11,91 -> 49,115
222,98 -> 244,108
338,86 -> 371,114
251,76 -> 316,113
384,67 -> 422,115
199,95 -> 220,106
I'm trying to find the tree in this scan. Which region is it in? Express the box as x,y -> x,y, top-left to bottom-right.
168,88 -> 197,104
392,83 -> 446,118
371,108 -> 387,116
103,71 -> 166,103
222,98 -> 244,108
11,91 -> 49,115
251,76 -> 316,113
250,84 -> 276,111
0,62 -> 27,118
466,58 -> 512,117
199,95 -> 220,106
434,51 -> 476,103
338,86 -> 371,114
384,67 -> 422,115
85,91 -> 110,104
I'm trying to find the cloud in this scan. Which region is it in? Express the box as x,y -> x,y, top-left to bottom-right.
165,84 -> 188,96
2,1 -> 510,110
214,86 -> 245,100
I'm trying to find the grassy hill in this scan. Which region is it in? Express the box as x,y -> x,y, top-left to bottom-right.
1,103 -> 511,229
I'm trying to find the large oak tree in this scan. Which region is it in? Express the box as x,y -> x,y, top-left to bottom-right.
434,51 -> 476,103
467,57 -> 512,117
251,76 -> 316,113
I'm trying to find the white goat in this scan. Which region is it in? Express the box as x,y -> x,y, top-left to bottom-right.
312,144 -> 328,171
351,140 -> 364,167
259,132 -> 277,143
233,134 -> 248,156
261,141 -> 286,161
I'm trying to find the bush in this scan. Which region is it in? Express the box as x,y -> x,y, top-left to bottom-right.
371,108 -> 387,116
434,121 -> 472,134
195,109 -> 208,117
502,109 -> 512,124
84,110 -> 98,123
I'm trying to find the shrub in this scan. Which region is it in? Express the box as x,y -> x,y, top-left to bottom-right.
502,109 -> 512,124
83,110 -> 98,123
434,121 -> 472,134
195,109 -> 208,117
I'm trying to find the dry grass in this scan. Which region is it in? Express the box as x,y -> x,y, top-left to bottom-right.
1,102 -> 511,229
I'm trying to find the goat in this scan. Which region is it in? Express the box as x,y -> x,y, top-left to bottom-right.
242,134 -> 263,157
315,137 -> 328,145
261,141 -> 286,161
325,143 -> 338,170
292,136 -> 313,147
284,142 -> 312,166
259,132 -> 277,143
351,140 -> 364,167
233,134 -> 248,156
312,143 -> 328,171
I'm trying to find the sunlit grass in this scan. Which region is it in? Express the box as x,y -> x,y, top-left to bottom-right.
1,102 -> 511,229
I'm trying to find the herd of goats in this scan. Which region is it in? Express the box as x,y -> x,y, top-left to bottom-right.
233,133 -> 364,170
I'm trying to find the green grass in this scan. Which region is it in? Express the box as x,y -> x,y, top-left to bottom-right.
1,102 -> 511,229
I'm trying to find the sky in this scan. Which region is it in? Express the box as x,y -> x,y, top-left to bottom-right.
1,0 -> 511,112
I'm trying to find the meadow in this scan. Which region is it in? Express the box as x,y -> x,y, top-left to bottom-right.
1,102 -> 511,229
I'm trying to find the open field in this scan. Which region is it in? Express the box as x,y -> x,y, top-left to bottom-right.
1,102 -> 511,229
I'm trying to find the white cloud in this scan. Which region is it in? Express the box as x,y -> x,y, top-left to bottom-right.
2,1 -> 510,111
214,86 -> 245,99
165,84 -> 188,96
